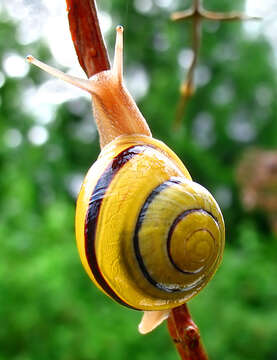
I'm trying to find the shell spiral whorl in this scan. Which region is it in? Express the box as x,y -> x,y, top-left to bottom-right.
75,134 -> 225,311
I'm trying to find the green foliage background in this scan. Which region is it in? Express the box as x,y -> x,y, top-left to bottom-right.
1,1 -> 277,359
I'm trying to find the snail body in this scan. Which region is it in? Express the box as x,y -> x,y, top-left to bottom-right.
27,26 -> 225,331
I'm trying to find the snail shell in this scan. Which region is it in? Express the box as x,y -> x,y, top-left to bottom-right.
75,134 -> 225,311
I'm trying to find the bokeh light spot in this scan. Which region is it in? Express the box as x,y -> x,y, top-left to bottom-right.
134,0 -> 153,14
125,65 -> 150,101
178,48 -> 194,70
4,128 -> 23,148
0,71 -> 6,87
3,53 -> 29,78
28,125 -> 49,146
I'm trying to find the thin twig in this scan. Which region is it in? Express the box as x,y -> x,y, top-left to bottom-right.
167,304 -> 208,360
66,0 -> 110,78
171,0 -> 261,128
174,15 -> 201,128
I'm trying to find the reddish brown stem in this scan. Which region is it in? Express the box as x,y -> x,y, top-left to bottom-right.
66,0 -> 110,78
65,2 -> 208,358
167,304 -> 208,360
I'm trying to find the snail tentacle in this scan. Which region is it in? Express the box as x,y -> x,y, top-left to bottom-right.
112,25 -> 124,83
27,26 -> 123,93
26,55 -> 94,93
27,26 -> 151,148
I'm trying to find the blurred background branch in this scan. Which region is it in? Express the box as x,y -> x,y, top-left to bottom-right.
172,0 -> 261,128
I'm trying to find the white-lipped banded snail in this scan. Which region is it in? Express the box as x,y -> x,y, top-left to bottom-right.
27,26 -> 225,334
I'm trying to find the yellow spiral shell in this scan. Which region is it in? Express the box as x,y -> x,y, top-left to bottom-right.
75,134 -> 225,311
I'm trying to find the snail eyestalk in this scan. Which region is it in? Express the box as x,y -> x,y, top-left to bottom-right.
26,25 -> 124,94
26,27 -> 151,148
26,55 -> 94,94
112,25 -> 124,83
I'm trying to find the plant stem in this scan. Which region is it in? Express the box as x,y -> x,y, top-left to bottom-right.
66,0 -> 110,78
66,2 -> 209,359
167,304 -> 208,360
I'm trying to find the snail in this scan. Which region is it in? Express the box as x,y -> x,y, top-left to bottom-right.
27,26 -> 225,334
